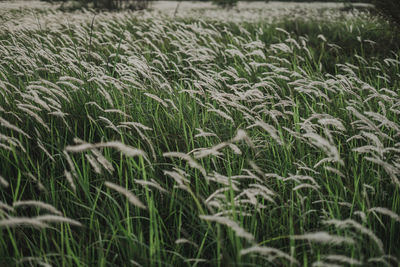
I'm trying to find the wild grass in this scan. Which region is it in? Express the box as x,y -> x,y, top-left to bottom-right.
0,3 -> 399,267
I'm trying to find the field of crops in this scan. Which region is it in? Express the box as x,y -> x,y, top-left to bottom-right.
0,1 -> 399,266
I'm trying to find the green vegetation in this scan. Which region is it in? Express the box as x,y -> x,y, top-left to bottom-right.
372,0 -> 400,26
41,0 -> 149,11
212,0 -> 239,9
0,4 -> 399,267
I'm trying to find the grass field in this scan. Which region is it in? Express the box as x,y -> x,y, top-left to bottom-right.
0,2 -> 399,266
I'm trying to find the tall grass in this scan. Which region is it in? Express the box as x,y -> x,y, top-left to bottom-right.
0,4 -> 399,266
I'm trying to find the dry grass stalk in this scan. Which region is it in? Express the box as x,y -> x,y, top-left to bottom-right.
104,181 -> 146,210
199,215 -> 254,242
13,201 -> 62,216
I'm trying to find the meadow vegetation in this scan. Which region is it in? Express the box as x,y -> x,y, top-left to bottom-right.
0,3 -> 399,266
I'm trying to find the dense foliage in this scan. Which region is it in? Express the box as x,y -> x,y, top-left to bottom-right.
372,0 -> 400,26
212,0 -> 240,9
41,0 -> 149,10
0,3 -> 399,267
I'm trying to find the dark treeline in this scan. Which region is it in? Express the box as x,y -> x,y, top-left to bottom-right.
170,0 -> 371,2
166,0 -> 372,2
37,0 -> 399,26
